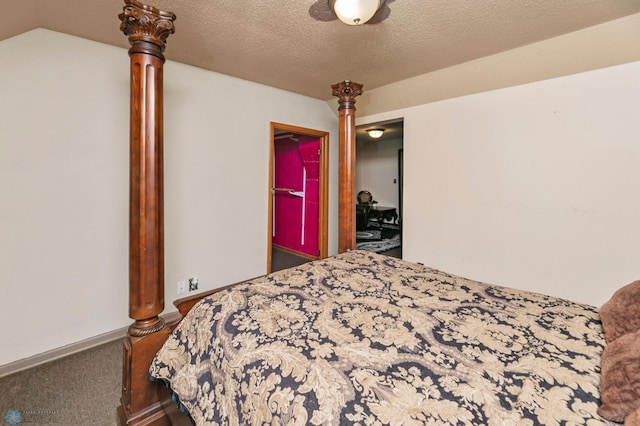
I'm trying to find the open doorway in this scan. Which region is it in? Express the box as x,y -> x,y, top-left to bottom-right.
268,123 -> 329,273
355,118 -> 404,258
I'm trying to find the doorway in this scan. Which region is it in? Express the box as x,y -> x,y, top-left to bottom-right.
268,123 -> 329,273
355,118 -> 404,258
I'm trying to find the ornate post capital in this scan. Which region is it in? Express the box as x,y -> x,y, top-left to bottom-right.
119,0 -> 176,60
331,80 -> 363,110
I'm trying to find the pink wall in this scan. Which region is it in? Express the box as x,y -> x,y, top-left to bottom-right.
273,137 -> 320,257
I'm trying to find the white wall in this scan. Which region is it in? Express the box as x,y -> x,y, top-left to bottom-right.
0,29 -> 339,366
360,61 -> 640,307
0,30 -> 130,367
356,137 -> 403,210
162,60 -> 341,301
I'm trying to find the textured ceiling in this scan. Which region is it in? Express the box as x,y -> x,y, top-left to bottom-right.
2,0 -> 640,100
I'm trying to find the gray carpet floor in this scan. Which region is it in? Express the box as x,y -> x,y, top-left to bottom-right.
271,247 -> 312,272
0,339 -> 122,425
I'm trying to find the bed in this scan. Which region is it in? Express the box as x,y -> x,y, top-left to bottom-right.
150,250 -> 612,425
116,1 -> 639,425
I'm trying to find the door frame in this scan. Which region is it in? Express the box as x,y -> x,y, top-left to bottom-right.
267,122 -> 329,273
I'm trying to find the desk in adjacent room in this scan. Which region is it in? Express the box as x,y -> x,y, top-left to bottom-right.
368,206 -> 398,225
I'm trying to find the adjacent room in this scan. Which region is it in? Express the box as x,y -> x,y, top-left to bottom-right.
355,119 -> 404,257
1,0 -> 640,424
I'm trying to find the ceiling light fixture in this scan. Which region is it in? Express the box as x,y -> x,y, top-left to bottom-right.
330,0 -> 382,25
367,128 -> 385,139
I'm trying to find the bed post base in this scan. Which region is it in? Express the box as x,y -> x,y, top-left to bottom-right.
117,325 -> 171,426
117,398 -> 167,426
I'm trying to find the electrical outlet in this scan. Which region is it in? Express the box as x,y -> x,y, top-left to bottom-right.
177,281 -> 186,294
188,277 -> 199,291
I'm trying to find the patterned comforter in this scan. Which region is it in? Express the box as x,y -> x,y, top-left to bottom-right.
150,250 -> 613,425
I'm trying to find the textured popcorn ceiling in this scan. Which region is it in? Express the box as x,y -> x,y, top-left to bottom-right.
3,0 -> 640,100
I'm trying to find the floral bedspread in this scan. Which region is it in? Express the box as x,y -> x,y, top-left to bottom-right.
150,250 -> 613,425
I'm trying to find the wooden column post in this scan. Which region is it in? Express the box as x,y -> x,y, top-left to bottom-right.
117,1 -> 176,425
332,80 -> 363,253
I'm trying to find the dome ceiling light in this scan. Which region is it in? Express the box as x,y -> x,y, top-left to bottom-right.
309,0 -> 394,26
366,128 -> 385,139
330,0 -> 382,25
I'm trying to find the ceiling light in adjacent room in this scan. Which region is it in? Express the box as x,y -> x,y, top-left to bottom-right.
330,0 -> 382,25
367,128 -> 385,139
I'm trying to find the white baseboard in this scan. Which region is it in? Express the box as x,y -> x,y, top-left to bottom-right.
0,311 -> 182,378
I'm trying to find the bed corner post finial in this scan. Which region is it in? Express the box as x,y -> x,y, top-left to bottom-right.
332,80 -> 363,254
117,1 -> 176,425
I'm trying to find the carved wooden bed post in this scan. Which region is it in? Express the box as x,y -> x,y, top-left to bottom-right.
117,1 -> 176,425
332,80 -> 363,253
